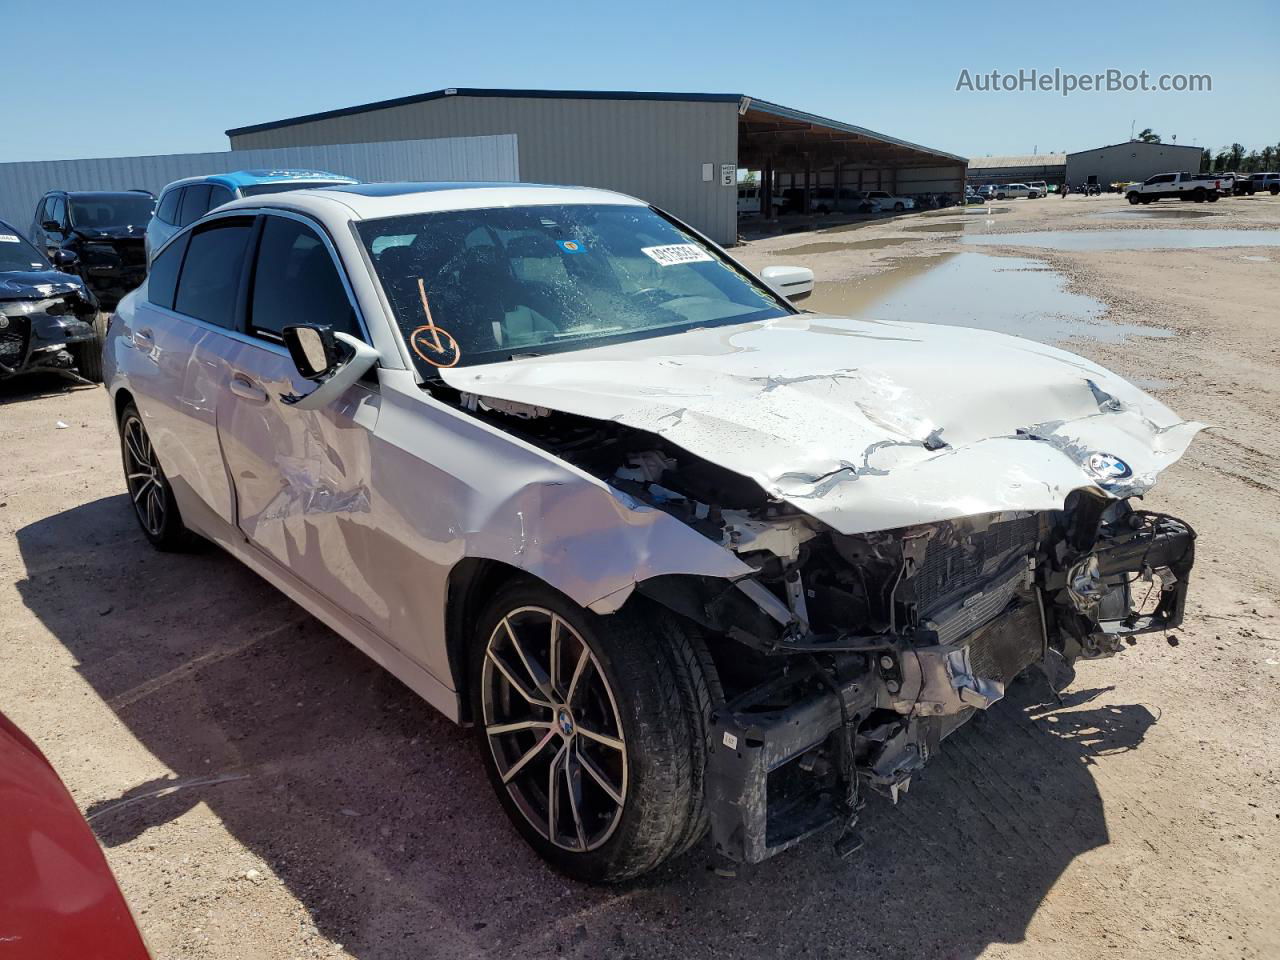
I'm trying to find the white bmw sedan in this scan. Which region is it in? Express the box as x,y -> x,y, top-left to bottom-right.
105,182 -> 1200,881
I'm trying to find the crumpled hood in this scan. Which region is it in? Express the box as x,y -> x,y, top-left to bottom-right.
439,314 -> 1205,535
0,270 -> 84,301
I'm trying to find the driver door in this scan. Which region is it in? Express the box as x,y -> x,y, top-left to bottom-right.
206,212 -> 390,640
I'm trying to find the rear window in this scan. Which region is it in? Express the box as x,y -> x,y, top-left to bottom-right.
178,185 -> 212,227
208,185 -> 235,211
173,218 -> 253,328
147,232 -> 189,310
156,189 -> 181,225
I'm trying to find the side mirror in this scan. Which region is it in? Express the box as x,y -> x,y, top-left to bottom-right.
283,324 -> 341,379
761,265 -> 815,302
280,324 -> 380,410
51,249 -> 79,268
41,219 -> 62,232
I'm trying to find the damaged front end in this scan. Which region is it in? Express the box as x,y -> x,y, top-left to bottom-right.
452,394 -> 1196,866
0,283 -> 100,381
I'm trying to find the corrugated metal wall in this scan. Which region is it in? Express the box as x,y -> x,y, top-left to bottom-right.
1065,142 -> 1204,186
0,134 -> 518,229
229,96 -> 741,245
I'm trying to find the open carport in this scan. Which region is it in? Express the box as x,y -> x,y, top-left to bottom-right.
737,97 -> 968,222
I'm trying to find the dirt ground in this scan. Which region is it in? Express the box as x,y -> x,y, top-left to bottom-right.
2,194 -> 1277,960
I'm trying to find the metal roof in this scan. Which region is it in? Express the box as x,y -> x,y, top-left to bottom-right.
226,87 -> 742,137
967,154 -> 1067,169
225,88 -> 966,165
1066,140 -> 1203,158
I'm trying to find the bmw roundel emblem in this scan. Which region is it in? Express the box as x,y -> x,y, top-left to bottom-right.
1086,452 -> 1132,481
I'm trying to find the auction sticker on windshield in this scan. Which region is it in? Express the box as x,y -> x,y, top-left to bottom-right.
641,243 -> 714,267
0,235 -> 21,243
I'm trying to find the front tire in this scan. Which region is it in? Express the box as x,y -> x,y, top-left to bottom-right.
470,581 -> 718,883
1128,192 -> 1140,204
118,402 -> 197,551
74,310 -> 108,382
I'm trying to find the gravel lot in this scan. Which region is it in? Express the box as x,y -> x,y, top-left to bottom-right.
2,194 -> 1277,959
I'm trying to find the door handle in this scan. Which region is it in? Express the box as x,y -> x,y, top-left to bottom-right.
229,374 -> 268,403
133,328 -> 155,348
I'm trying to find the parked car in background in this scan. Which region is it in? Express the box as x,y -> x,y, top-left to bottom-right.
963,189 -> 986,205
0,219 -> 107,381
0,711 -> 151,958
105,181 -> 1199,882
1126,172 -> 1224,204
1028,181 -> 1048,196
737,185 -> 762,215
865,190 -> 914,211
145,169 -> 358,261
809,187 -> 877,214
30,191 -> 154,308
1246,172 -> 1280,195
975,184 -> 997,200
993,183 -> 1041,200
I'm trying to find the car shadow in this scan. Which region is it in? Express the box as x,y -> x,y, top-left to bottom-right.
0,371 -> 97,404
16,496 -> 1156,960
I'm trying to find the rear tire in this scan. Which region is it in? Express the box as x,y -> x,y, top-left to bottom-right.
1207,193 -> 1219,203
469,581 -> 719,883
74,310 -> 108,383
118,402 -> 198,551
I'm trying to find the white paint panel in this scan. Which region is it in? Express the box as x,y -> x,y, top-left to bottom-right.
0,135 -> 519,229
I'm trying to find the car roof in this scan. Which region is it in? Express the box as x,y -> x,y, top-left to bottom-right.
218,181 -> 646,221
49,190 -> 153,200
159,169 -> 358,194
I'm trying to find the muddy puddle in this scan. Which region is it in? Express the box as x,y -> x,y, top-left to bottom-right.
1093,208 -> 1222,221
921,206 -> 1012,216
803,252 -> 1173,344
772,237 -> 922,255
963,229 -> 1280,251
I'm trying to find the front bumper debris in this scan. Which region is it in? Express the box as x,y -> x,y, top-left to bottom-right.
705,509 -> 1195,865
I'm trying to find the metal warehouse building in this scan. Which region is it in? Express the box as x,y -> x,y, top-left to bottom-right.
1065,140 -> 1205,187
226,87 -> 967,246
966,153 -> 1066,187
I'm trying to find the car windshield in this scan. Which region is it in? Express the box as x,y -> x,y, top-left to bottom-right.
67,194 -> 155,229
240,180 -> 353,197
356,203 -> 790,371
0,228 -> 49,272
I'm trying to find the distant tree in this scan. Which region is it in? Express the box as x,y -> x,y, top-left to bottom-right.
739,170 -> 760,186
1137,128 -> 1162,143
1213,148 -> 1230,172
1261,146 -> 1276,170
1229,143 -> 1246,170
1200,148 -> 1212,172
1243,150 -> 1261,173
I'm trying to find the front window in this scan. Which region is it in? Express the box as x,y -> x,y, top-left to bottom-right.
67,194 -> 155,229
356,203 -> 790,372
0,229 -> 49,272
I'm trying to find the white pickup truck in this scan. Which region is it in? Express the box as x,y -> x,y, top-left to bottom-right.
1126,172 -> 1228,204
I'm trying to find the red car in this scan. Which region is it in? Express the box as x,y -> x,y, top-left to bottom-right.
0,712 -> 150,959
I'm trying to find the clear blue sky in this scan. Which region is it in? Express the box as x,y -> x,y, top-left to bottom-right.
4,0 -> 1276,164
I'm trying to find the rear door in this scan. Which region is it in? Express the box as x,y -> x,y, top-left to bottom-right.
206,211 -> 390,635
123,216 -> 254,531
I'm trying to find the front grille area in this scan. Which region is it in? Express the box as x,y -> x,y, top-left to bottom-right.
967,599 -> 1045,683
0,317 -> 30,368
911,514 -> 1041,615
118,239 -> 146,267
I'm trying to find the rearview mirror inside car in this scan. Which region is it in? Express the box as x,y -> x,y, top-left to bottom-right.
760,264 -> 815,302
280,324 -> 381,411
